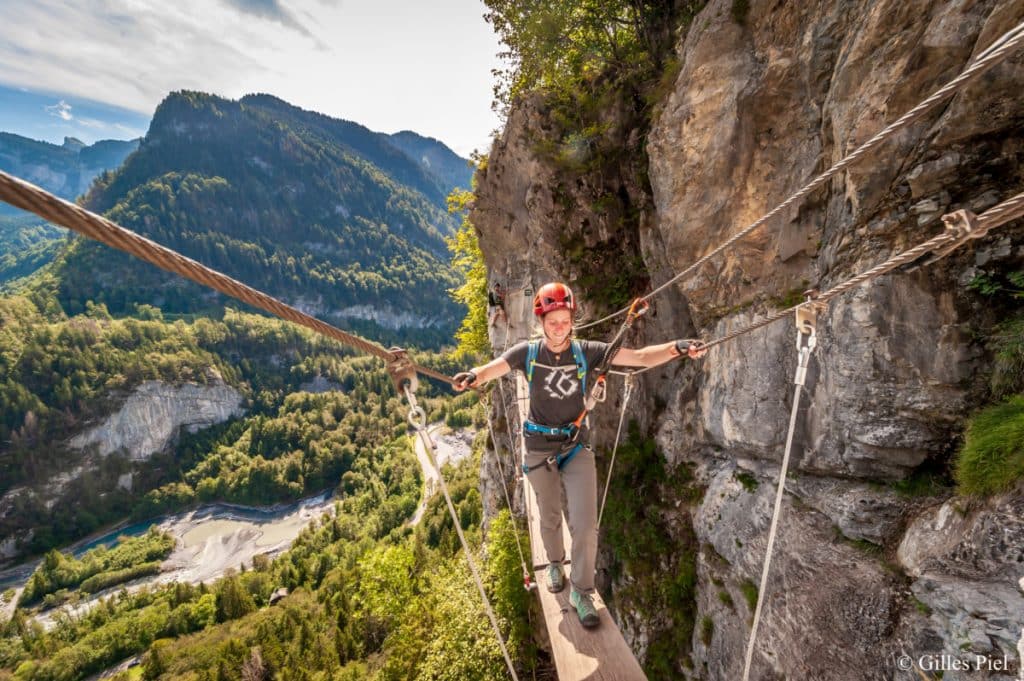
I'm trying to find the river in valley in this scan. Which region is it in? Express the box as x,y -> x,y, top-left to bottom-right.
0,491 -> 337,625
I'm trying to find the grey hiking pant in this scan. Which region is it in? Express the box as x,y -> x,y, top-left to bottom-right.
523,444 -> 598,593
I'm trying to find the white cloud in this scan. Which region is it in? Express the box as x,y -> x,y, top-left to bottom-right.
220,0 -> 316,39
45,100 -> 74,121
114,123 -> 144,134
0,0 -> 502,156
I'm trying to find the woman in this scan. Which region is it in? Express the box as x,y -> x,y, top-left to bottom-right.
453,282 -> 707,629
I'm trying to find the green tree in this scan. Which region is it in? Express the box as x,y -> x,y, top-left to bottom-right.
143,639 -> 170,680
446,187 -> 489,359
216,575 -> 257,622
483,0 -> 684,110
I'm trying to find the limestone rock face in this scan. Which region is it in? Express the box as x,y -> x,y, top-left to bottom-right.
694,466 -> 904,680
69,380 -> 244,460
472,0 -> 1024,677
896,493 -> 1024,658
788,474 -> 911,545
897,496 -> 1024,581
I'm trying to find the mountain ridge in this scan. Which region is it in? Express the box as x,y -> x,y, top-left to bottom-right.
40,90 -> 468,345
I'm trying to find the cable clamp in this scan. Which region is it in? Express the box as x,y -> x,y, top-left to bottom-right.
623,372 -> 635,401
386,346 -> 419,396
924,209 -> 990,265
794,292 -> 824,345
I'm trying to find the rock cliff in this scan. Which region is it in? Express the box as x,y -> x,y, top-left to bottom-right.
69,379 -> 244,460
472,0 -> 1024,678
0,133 -> 139,209
0,379 -> 243,562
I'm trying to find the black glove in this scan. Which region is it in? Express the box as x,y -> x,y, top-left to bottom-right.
452,371 -> 478,390
675,339 -> 707,359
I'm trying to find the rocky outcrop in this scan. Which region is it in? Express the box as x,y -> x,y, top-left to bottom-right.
291,297 -> 447,330
69,380 -> 244,460
896,495 -> 1024,663
0,133 -> 139,208
472,0 -> 1024,677
693,464 -> 905,680
0,379 -> 244,563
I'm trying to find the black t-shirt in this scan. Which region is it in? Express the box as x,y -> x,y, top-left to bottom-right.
501,339 -> 611,428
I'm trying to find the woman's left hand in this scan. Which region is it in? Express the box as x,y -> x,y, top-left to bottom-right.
675,339 -> 708,359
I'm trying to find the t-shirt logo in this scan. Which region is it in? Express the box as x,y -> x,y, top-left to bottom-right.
543,368 -> 579,400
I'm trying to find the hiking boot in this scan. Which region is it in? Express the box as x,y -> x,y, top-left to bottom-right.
570,589 -> 600,628
546,562 -> 565,593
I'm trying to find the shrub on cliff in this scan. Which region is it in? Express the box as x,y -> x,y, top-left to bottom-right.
990,314 -> 1024,399
955,395 -> 1024,496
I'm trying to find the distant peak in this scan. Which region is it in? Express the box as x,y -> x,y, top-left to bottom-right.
63,136 -> 86,152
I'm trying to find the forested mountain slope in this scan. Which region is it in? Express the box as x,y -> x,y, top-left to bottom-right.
43,91 -> 467,345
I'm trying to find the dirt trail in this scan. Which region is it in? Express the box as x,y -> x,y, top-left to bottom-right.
409,425 -> 473,526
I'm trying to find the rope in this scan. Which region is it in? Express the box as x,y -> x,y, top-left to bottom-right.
491,317 -> 533,588
596,373 -> 634,530
741,325 -> 817,681
576,18 -> 1024,332
0,170 -> 454,386
701,191 -> 1024,350
403,386 -> 520,681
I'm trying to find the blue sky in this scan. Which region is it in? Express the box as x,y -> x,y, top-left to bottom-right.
0,0 -> 503,156
0,85 -> 151,145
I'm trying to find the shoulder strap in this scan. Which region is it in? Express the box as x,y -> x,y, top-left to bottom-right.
525,340 -> 540,385
571,340 -> 587,394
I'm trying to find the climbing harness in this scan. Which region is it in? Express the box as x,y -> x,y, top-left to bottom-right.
741,298 -> 822,681
520,442 -> 587,476
522,421 -> 578,437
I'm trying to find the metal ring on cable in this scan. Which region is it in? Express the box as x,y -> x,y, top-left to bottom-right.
408,405 -> 427,430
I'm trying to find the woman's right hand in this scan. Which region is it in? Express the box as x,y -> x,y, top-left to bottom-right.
452,371 -> 478,391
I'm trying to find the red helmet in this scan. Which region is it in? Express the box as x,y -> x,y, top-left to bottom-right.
533,282 -> 576,317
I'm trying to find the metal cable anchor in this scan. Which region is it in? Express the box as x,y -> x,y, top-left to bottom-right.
794,293 -> 824,387
920,208 -> 992,268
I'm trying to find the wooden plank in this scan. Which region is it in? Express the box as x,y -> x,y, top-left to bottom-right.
514,375 -> 648,681
535,584 -> 648,680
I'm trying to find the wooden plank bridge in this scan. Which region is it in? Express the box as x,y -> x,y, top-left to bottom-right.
501,283 -> 647,681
